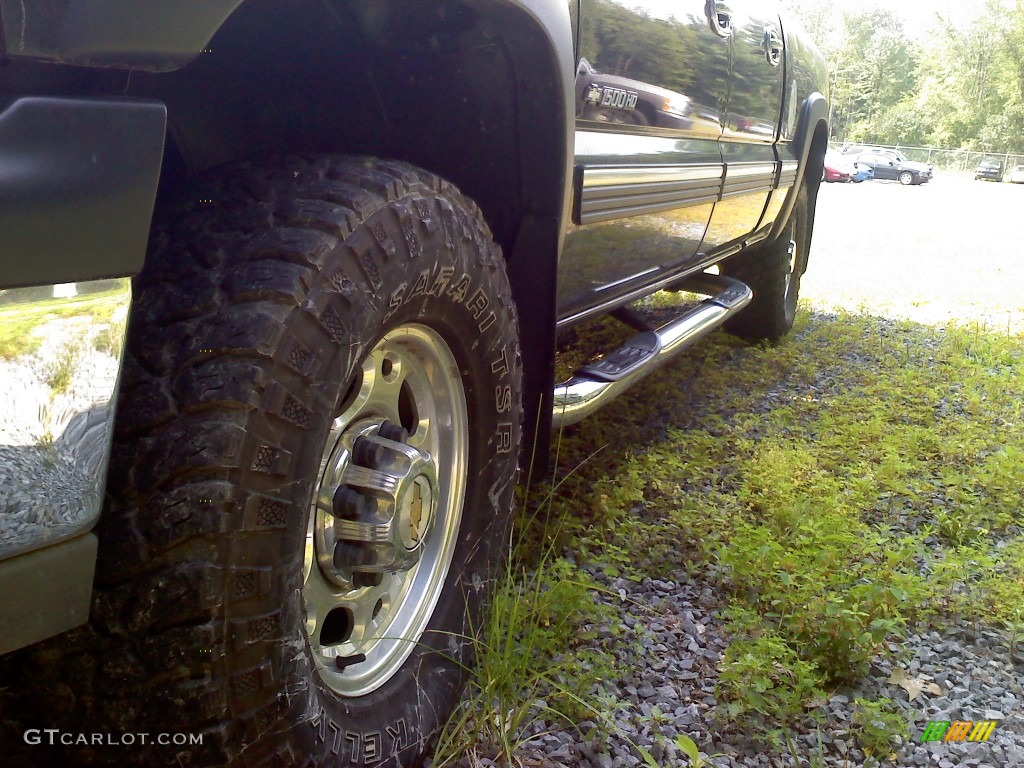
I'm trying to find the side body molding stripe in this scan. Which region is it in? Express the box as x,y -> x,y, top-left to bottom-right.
722,162 -> 776,199
573,159 -> 793,225
778,161 -> 799,188
574,164 -> 723,224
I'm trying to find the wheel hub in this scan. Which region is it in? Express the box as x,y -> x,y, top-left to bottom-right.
315,421 -> 439,581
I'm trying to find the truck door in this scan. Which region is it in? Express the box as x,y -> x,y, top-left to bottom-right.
558,0 -> 730,326
700,1 -> 785,253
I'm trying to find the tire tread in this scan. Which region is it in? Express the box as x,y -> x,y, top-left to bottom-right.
22,155 -> 521,767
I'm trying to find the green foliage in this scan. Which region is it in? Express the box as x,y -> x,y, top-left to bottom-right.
674,732 -> 704,767
46,344 -> 79,395
784,730 -> 828,768
717,629 -> 825,741
825,9 -> 921,144
0,287 -> 125,360
433,462 -> 636,765
0,316 -> 43,360
786,0 -> 1024,152
93,318 -> 126,358
432,550 -> 620,765
852,698 -> 907,758
928,536 -> 1024,661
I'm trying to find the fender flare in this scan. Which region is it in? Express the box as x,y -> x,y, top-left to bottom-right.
769,92 -> 829,246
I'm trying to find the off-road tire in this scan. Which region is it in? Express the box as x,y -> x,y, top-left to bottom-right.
722,185 -> 809,341
29,156 -> 522,767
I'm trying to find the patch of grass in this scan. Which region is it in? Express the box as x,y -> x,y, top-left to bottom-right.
432,490 -> 622,765
0,312 -> 46,359
46,344 -> 80,395
0,286 -> 126,360
945,537 -> 1024,630
784,729 -> 828,768
93,318 -> 127,358
717,627 -> 826,742
488,304 -> 1024,752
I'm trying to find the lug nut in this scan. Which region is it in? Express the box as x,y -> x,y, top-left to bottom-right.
333,485 -> 373,519
352,435 -> 386,468
334,540 -> 367,569
378,420 -> 409,443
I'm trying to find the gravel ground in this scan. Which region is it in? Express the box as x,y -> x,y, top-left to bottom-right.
0,318 -> 120,559
505,569 -> 1024,768
459,176 -> 1024,768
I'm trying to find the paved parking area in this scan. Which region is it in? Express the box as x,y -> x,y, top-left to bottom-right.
802,174 -> 1024,333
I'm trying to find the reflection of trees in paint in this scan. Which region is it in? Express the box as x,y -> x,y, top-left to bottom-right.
578,0 -> 728,125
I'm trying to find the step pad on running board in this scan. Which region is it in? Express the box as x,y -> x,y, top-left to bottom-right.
578,331 -> 661,382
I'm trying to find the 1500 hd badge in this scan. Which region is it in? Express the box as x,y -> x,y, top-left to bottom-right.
583,83 -> 639,111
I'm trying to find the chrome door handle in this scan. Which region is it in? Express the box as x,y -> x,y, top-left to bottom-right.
706,0 -> 733,38
764,27 -> 783,66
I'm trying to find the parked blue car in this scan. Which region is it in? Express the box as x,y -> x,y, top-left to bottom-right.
851,163 -> 874,183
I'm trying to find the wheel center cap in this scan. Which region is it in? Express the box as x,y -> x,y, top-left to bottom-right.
401,475 -> 435,550
316,420 -> 439,582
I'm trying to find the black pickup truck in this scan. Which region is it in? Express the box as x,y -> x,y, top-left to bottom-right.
0,1 -> 828,765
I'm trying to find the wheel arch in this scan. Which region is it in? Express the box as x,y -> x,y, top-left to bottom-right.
769,93 -> 828,256
129,0 -> 574,477
801,111 -> 828,259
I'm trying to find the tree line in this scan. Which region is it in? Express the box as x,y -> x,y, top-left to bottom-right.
786,0 -> 1024,154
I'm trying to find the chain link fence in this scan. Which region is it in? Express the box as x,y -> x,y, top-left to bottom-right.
828,142 -> 1024,177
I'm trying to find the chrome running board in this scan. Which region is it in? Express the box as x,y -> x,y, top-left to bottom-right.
552,273 -> 752,428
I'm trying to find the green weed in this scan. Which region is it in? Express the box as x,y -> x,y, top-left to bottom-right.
717,628 -> 825,742
851,698 -> 906,759
93,318 -> 127,358
46,344 -> 80,395
432,469 -> 621,765
0,286 -> 125,360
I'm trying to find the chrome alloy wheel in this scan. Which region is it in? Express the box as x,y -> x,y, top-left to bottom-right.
783,237 -> 798,299
303,324 -> 468,697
